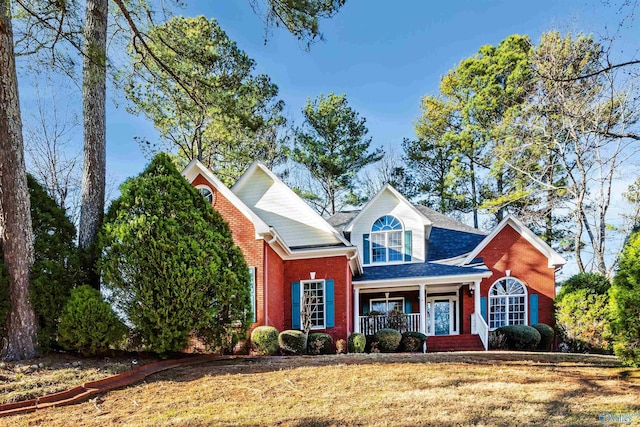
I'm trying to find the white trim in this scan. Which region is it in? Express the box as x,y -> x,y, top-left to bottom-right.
463,215 -> 566,269
300,279 -> 327,330
487,276 -> 528,330
343,184 -> 432,233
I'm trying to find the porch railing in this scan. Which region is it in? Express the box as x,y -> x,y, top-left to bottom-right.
358,313 -> 422,335
471,312 -> 489,351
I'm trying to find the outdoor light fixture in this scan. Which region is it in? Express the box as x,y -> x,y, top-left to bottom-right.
468,285 -> 474,297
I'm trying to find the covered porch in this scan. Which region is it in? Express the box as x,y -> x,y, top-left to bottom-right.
353,269 -> 492,350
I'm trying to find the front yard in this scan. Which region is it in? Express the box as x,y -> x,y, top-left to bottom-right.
4,352 -> 640,426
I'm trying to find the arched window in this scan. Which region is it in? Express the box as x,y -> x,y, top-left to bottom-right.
370,215 -> 403,263
488,277 -> 527,329
197,186 -> 214,204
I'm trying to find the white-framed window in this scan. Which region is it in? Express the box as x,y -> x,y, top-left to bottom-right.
370,215 -> 403,263
369,297 -> 404,314
488,277 -> 527,330
197,185 -> 214,204
301,280 -> 326,330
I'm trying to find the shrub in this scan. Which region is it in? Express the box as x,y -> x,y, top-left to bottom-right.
364,334 -> 378,353
0,175 -> 80,351
57,285 -> 128,356
278,330 -> 306,355
335,339 -> 347,354
556,289 -> 612,353
347,332 -> 366,353
609,229 -> 640,366
488,330 -> 508,350
532,323 -> 554,351
307,332 -> 333,355
495,325 -> 541,351
251,326 -> 279,355
386,310 -> 408,331
400,331 -> 426,352
100,154 -> 251,354
557,272 -> 611,300
374,328 -> 402,352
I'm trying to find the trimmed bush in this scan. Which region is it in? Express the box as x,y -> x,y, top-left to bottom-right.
489,330 -> 508,350
251,326 -> 279,355
100,154 -> 251,354
374,328 -> 402,352
335,339 -> 347,354
307,332 -> 333,355
347,332 -> 366,353
58,285 -> 128,356
532,323 -> 554,351
400,331 -> 427,352
495,325 -> 541,351
278,330 -> 306,355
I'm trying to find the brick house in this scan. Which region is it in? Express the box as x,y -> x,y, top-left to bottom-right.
183,160 -> 565,351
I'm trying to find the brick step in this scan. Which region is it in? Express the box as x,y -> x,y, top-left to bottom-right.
426,334 -> 484,352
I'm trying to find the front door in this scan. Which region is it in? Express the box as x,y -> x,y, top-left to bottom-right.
434,300 -> 451,335
427,296 -> 458,336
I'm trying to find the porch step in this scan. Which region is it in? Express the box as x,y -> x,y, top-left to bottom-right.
426,334 -> 484,352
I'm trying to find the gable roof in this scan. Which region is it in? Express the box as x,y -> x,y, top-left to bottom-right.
463,215 -> 566,269
342,184 -> 432,233
413,205 -> 485,235
181,159 -> 270,236
231,162 -> 351,249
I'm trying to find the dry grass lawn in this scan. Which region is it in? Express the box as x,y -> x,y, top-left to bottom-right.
4,352 -> 640,426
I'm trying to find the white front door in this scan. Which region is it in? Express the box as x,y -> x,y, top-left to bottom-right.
427,297 -> 459,336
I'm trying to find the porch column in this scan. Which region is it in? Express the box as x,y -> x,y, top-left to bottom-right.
473,279 -> 481,315
419,284 -> 426,335
354,287 -> 360,333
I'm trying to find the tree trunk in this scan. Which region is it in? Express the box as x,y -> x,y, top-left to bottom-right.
78,0 -> 108,289
0,1 -> 38,360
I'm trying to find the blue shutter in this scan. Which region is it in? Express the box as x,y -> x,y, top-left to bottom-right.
291,281 -> 301,329
404,230 -> 412,261
480,296 -> 487,322
529,294 -> 538,325
363,234 -> 370,264
249,267 -> 256,322
404,299 -> 412,314
325,280 -> 334,328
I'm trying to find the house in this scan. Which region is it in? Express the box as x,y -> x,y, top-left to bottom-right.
183,160 -> 566,351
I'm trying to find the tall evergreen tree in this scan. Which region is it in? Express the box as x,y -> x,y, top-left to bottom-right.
0,0 -> 38,360
100,153 -> 251,353
292,92 -> 383,216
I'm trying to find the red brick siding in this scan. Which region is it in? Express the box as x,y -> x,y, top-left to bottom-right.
477,224 -> 556,326
283,256 -> 352,343
265,243 -> 285,331
191,174 -> 266,327
461,286 -> 474,334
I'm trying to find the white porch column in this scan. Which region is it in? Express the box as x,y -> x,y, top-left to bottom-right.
354,287 -> 360,333
419,284 -> 426,335
474,279 -> 481,316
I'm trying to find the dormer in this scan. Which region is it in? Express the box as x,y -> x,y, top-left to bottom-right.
343,184 -> 432,265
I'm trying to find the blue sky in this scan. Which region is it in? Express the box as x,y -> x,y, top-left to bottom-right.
95,0 -> 639,185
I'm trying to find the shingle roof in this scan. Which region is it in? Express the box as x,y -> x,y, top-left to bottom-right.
327,210 -> 359,232
427,227 -> 486,261
413,205 -> 485,235
353,262 -> 490,282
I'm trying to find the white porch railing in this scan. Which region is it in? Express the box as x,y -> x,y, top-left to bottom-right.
471,312 -> 489,351
358,313 -> 422,335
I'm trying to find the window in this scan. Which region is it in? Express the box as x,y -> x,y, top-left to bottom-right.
198,186 -> 214,204
301,280 -> 325,329
370,298 -> 404,314
488,277 -> 527,329
370,215 -> 403,263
